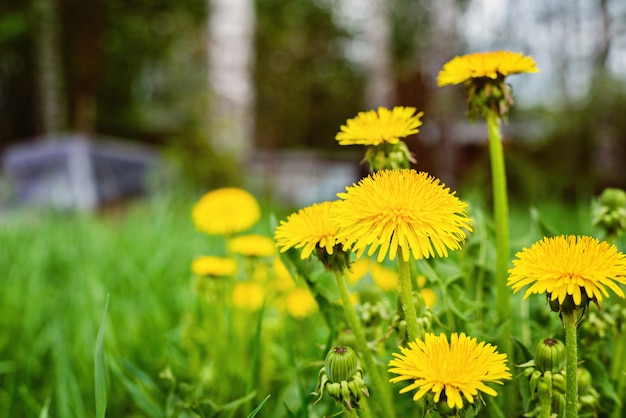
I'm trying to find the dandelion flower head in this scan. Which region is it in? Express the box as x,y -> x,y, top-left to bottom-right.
335,106 -> 423,146
191,256 -> 237,277
369,262 -> 398,292
274,201 -> 340,259
285,288 -> 318,318
437,51 -> 539,86
334,169 -> 472,262
388,333 -> 511,410
232,281 -> 266,311
192,188 -> 260,236
228,234 -> 276,257
507,235 -> 626,306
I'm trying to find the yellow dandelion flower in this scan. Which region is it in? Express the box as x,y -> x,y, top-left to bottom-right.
191,256 -> 237,277
507,235 -> 626,307
228,234 -> 276,257
285,288 -> 318,318
334,169 -> 472,262
388,333 -> 511,410
420,289 -> 437,308
232,281 -> 266,310
272,258 -> 296,292
274,201 -> 339,260
369,263 -> 398,291
417,274 -> 427,288
335,106 -> 424,146
437,51 -> 539,86
192,188 -> 260,236
346,258 -> 371,285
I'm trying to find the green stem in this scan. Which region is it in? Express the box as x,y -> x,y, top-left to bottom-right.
563,313 -> 579,418
486,113 -> 512,338
538,393 -> 552,418
342,405 -> 360,418
485,112 -> 515,413
398,256 -> 420,342
415,259 -> 455,330
335,272 -> 397,418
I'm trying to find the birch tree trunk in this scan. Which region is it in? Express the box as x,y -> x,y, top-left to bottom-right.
207,0 -> 255,163
364,0 -> 394,108
34,0 -> 66,134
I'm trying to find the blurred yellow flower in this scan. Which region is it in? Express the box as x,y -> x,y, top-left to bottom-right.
507,235 -> 626,307
272,258 -> 295,292
334,169 -> 472,262
228,234 -> 276,257
420,289 -> 437,308
437,51 -> 539,86
389,333 -> 511,409
335,106 -> 424,146
346,258 -> 371,285
232,281 -> 266,310
274,201 -> 339,259
191,256 -> 237,277
192,188 -> 260,236
369,263 -> 398,291
285,288 -> 318,318
416,274 -> 427,288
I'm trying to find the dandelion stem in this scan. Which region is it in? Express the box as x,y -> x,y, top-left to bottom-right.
563,312 -> 579,418
334,272 -> 397,418
485,112 -> 515,412
486,113 -> 512,335
398,256 -> 420,342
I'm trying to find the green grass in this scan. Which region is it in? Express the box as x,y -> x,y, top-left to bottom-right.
0,191 -> 623,417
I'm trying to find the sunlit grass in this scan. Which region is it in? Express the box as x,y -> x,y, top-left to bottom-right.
0,190 -> 622,417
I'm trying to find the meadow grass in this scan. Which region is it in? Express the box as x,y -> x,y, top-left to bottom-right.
0,190 -> 623,417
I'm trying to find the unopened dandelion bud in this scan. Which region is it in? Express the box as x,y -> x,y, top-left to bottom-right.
592,188 -> 626,238
528,369 -> 542,397
325,346 -> 358,383
577,367 -> 592,395
313,346 -> 369,411
535,338 -> 565,374
551,371 -> 567,392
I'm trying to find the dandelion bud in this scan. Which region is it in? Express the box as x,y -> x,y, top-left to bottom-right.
325,347 -> 358,383
313,346 -> 369,410
364,141 -> 415,172
535,338 -> 565,373
592,188 -> 626,239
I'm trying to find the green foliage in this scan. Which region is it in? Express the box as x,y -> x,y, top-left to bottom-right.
497,75 -> 626,204
254,0 -> 364,150
1,183 -> 625,416
96,0 -> 207,140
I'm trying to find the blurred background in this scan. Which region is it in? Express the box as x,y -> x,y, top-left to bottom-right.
1,0 -> 625,210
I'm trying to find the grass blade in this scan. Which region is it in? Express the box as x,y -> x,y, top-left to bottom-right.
95,294 -> 110,418
247,394 -> 270,418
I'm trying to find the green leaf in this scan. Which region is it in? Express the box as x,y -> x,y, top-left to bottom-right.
246,394 -> 271,418
108,357 -> 164,418
584,356 -> 621,407
94,294 -> 110,418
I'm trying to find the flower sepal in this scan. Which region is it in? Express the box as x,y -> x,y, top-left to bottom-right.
364,140 -> 416,172
465,77 -> 514,122
315,244 -> 352,274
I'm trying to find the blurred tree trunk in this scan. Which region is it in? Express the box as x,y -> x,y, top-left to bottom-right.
424,0 -> 459,188
34,0 -> 66,134
364,0 -> 394,108
593,0 -> 611,71
70,0 -> 105,134
207,0 -> 255,163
